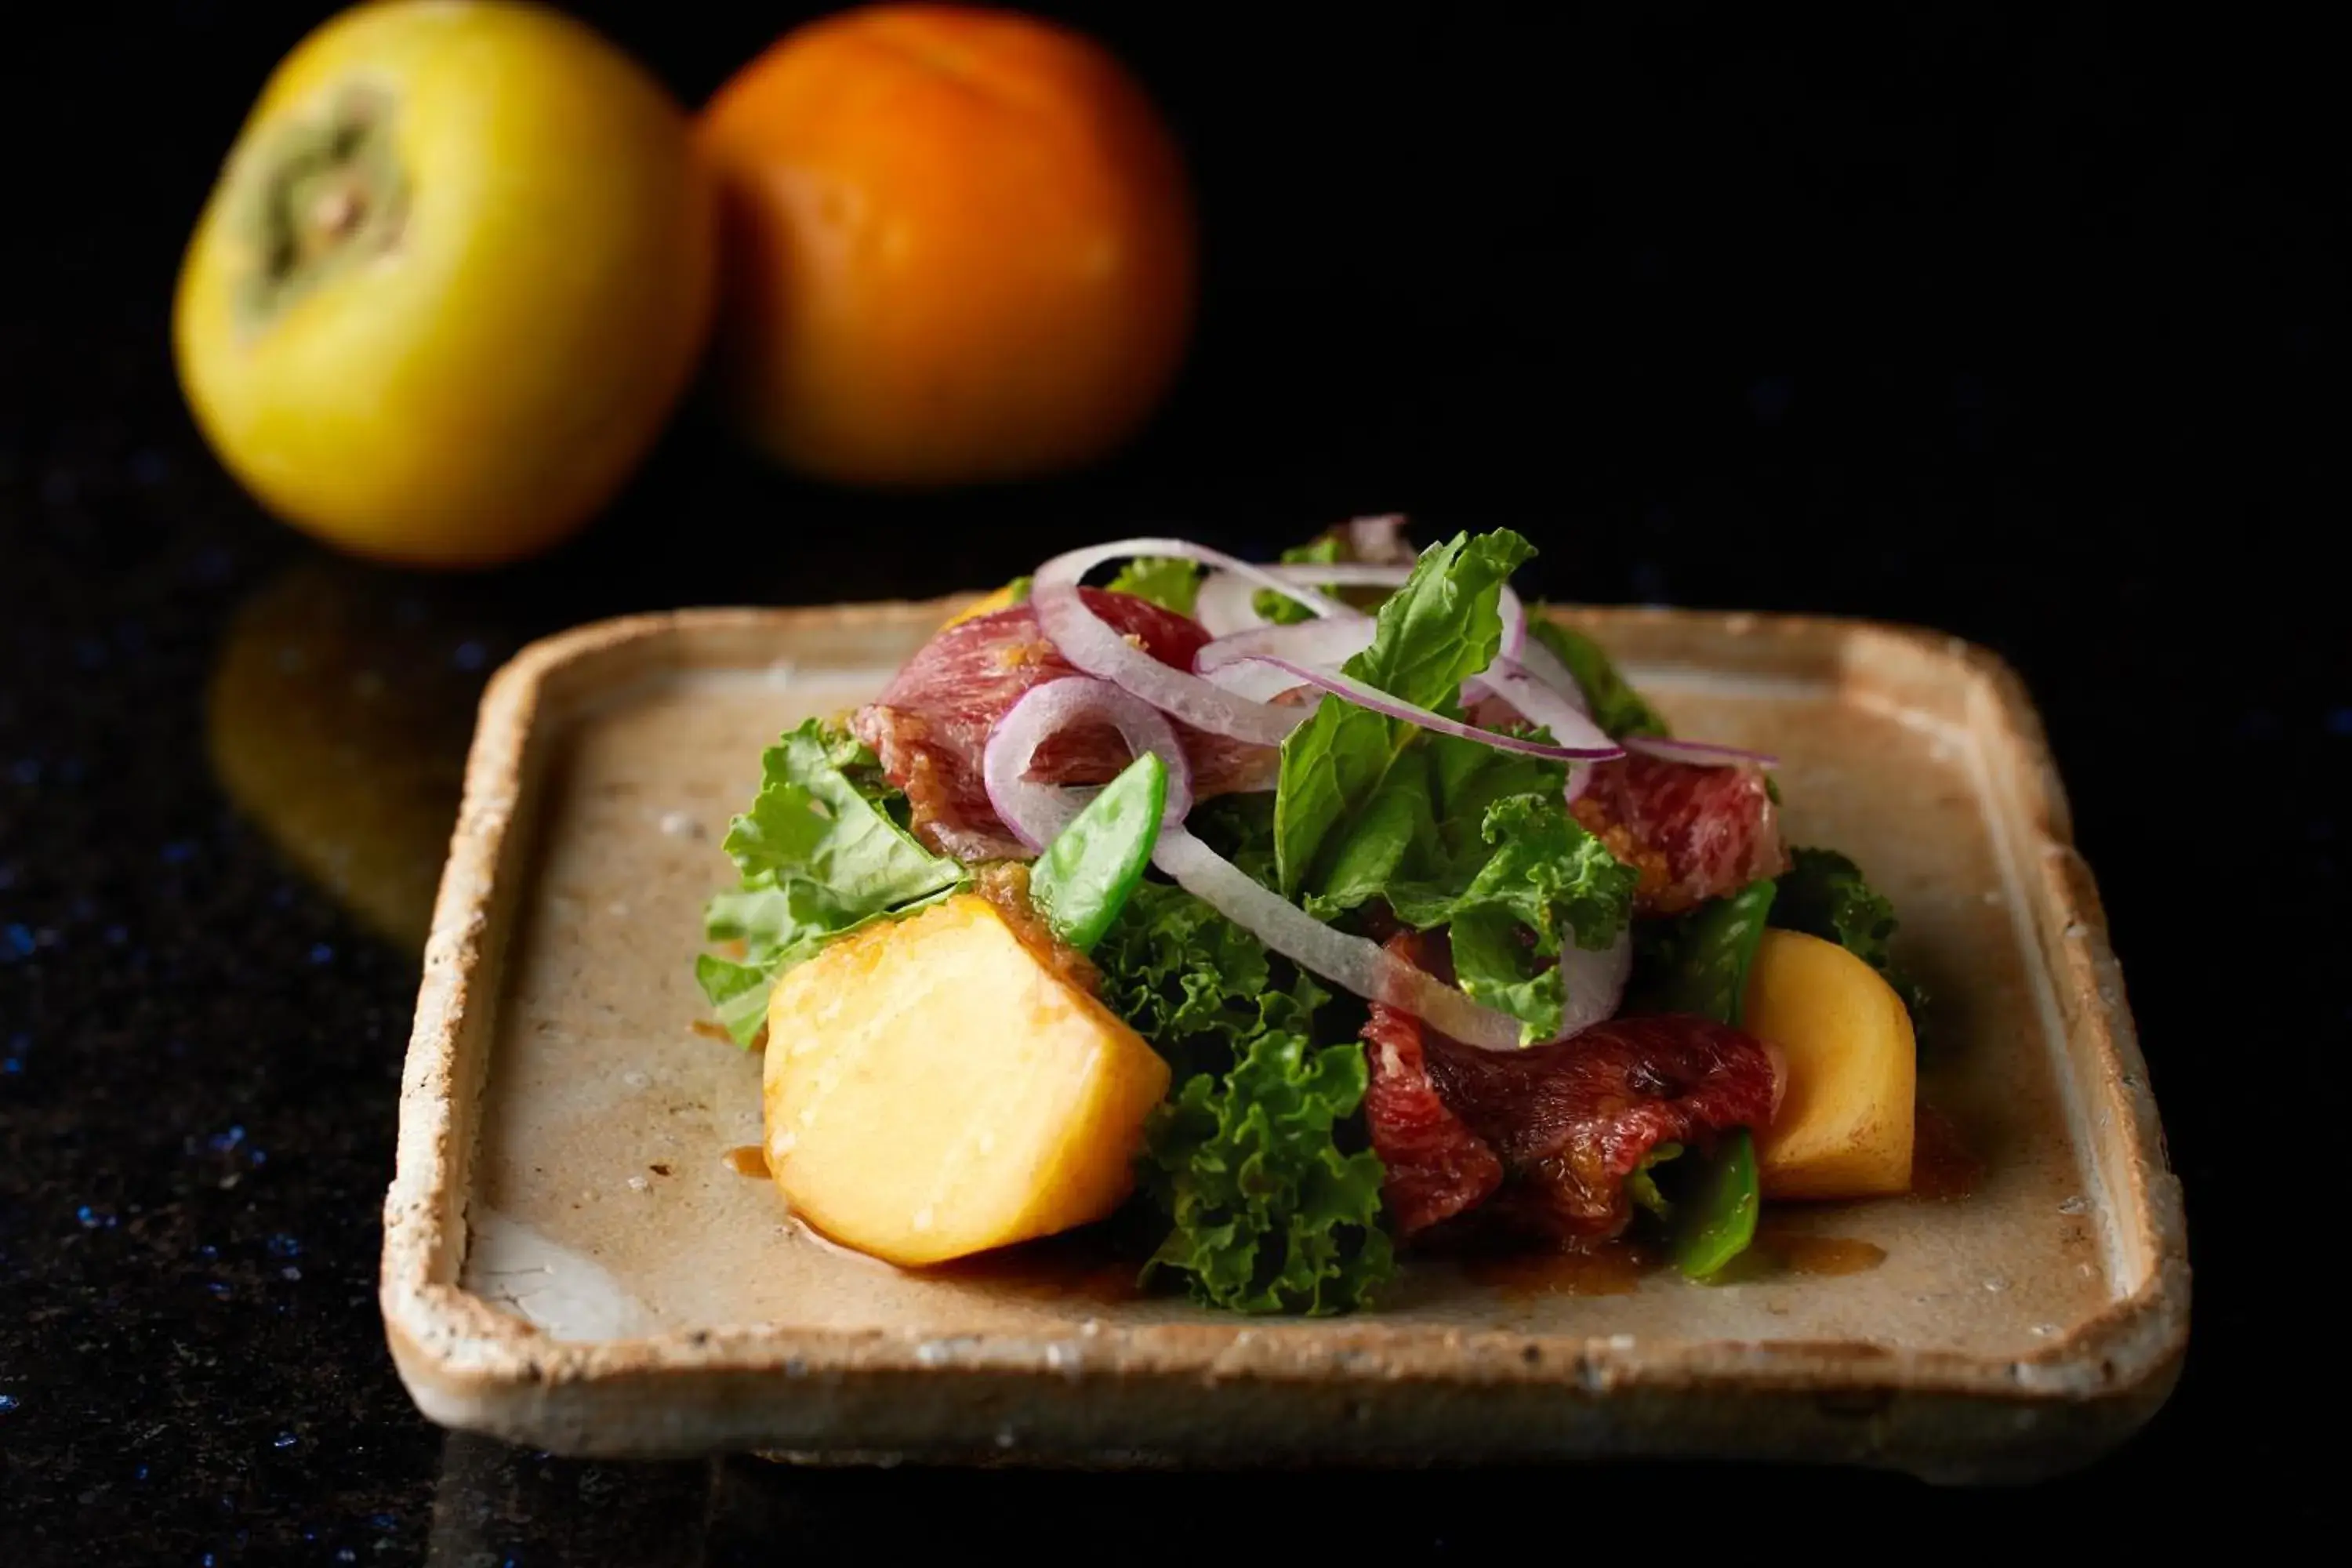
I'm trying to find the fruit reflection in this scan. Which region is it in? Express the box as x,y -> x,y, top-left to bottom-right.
205,559 -> 506,955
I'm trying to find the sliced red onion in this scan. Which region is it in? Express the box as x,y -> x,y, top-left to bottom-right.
1192,561 -> 1411,636
1553,928 -> 1635,1040
1221,653 -> 1621,760
1624,735 -> 1780,768
981,677 -> 1194,852
1475,656 -> 1617,756
1195,616 -> 1377,676
1153,826 -> 1523,1050
1196,661 -> 1314,704
1496,585 -> 1527,661
1511,630 -> 1590,714
1153,826 -> 1628,1051
1033,541 -> 1342,746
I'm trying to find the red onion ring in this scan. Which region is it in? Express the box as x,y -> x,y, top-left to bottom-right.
1193,561 -> 1410,636
1503,613 -> 1773,768
1033,542 -> 1342,746
1152,826 -> 1628,1051
1511,627 -> 1589,713
1624,735 -> 1780,768
981,677 -> 1195,853
1195,616 -> 1377,675
1217,653 -> 1621,760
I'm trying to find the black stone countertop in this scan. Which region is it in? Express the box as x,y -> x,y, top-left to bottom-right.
2,3 -> 2336,1559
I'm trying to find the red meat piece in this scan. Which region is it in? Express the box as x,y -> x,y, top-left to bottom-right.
851,590 -> 1275,860
1571,753 -> 1787,914
1363,934 -> 1777,1241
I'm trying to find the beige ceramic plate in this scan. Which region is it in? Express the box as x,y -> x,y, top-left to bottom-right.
379,600 -> 2187,1481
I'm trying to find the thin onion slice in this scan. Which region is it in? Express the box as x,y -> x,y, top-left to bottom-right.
1193,561 -> 1412,635
1223,653 -> 1621,760
1152,826 -> 1629,1051
1511,630 -> 1590,713
1033,541 -> 1341,745
981,677 -> 1194,852
1153,826 -> 1522,1050
1195,616 -> 1377,675
1624,735 -> 1780,768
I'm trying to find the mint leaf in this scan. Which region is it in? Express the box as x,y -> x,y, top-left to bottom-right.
1635,878 -> 1780,1025
1275,530 -> 1536,896
1771,847 -> 1926,1014
693,719 -> 967,1044
1528,617 -> 1669,739
1141,1027 -> 1394,1316
1105,557 -> 1201,615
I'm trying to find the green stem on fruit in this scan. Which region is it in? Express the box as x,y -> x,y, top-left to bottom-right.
230,85 -> 409,332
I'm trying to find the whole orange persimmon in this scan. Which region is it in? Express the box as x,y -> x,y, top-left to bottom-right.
698,5 -> 1196,488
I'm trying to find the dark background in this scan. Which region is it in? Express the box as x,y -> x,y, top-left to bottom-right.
2,2 -> 2337,1558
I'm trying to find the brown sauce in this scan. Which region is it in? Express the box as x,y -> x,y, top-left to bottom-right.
1754,1225 -> 1888,1276
1911,1105 -> 1984,1200
724,1145 -> 770,1178
690,1019 -> 735,1044
1457,1238 -> 1657,1298
912,1229 -> 1144,1305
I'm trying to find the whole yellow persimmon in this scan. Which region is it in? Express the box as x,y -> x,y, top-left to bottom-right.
699,5 -> 1196,488
174,1 -> 716,568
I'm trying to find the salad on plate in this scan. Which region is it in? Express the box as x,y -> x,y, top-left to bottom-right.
696,521 -> 1925,1313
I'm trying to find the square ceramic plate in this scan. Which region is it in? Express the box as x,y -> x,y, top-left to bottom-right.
380,601 -> 2187,1482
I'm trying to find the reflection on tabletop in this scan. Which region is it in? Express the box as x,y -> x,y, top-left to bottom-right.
204,559 -> 519,956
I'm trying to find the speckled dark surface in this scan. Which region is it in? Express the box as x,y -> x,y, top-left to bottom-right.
2,3 -> 2336,1559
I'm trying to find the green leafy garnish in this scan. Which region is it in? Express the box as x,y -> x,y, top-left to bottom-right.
1092,876 -> 1388,1314
1772,848 -> 1926,1014
1385,793 -> 1638,1043
1091,880 -> 1327,1105
1527,617 -> 1670,739
1253,535 -> 1343,625
1274,529 -> 1534,896
693,719 -> 966,1044
1105,557 -> 1201,615
1666,1129 -> 1759,1279
1029,753 -> 1166,954
1141,1026 -> 1393,1316
1635,878 -> 1779,1025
